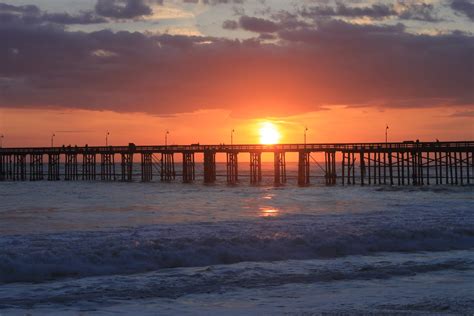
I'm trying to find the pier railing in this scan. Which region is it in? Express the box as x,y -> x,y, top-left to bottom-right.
1,141 -> 473,154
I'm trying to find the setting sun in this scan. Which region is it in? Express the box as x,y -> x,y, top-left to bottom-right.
259,122 -> 281,145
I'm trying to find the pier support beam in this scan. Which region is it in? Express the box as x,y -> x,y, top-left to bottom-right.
140,153 -> 153,182
121,153 -> 133,182
13,154 -> 27,181
0,155 -> 13,181
249,152 -> 262,184
411,151 -> 419,185
82,153 -> 96,180
274,152 -> 286,185
0,155 -> 8,181
344,152 -> 356,185
182,152 -> 195,183
204,151 -> 216,184
388,151 -> 394,185
47,153 -> 60,181
466,151 -> 471,185
226,151 -> 238,184
101,153 -> 115,181
64,153 -> 78,181
160,153 -> 175,182
298,151 -> 310,186
325,150 -> 336,185
360,151 -> 366,186
29,154 -> 44,181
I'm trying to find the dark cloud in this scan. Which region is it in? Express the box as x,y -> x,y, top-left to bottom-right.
301,3 -> 395,20
222,20 -> 239,30
181,0 -> 245,4
203,0 -> 244,4
226,3 -> 441,36
301,2 -> 441,22
42,11 -> 108,25
238,15 -> 278,33
0,2 -> 107,25
94,0 -> 162,19
397,2 -> 440,22
0,3 -> 40,14
451,0 -> 474,21
0,15 -> 472,117
224,13 -> 308,34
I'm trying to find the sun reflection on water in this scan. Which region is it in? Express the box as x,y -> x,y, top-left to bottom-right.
259,207 -> 280,217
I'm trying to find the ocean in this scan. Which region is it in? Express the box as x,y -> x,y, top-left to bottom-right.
0,162 -> 473,315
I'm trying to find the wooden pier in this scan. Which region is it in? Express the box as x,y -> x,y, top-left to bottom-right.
0,141 -> 472,186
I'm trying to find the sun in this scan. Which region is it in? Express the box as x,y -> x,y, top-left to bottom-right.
259,122 -> 281,145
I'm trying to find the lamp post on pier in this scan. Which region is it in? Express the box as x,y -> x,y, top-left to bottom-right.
106,131 -> 110,146
0,134 -> 3,148
385,125 -> 389,144
165,130 -> 169,147
231,129 -> 235,146
304,126 -> 308,148
51,133 -> 56,147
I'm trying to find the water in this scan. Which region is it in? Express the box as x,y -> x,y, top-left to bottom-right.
0,164 -> 473,314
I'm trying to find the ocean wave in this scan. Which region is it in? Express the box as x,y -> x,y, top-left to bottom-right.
0,251 -> 473,308
1,212 -> 473,283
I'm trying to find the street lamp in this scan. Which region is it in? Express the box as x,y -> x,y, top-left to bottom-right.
304,126 -> 308,147
165,130 -> 169,146
385,125 -> 389,144
51,133 -> 56,147
231,129 -> 235,146
0,134 -> 4,148
106,131 -> 110,146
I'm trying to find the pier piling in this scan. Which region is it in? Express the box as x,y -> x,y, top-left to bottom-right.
204,150 -> 216,184
101,153 -> 115,181
140,153 -> 153,182
159,153 -> 174,182
298,151 -> 310,186
226,151 -> 238,184
182,152 -> 195,183
249,152 -> 262,184
64,153 -> 78,180
274,152 -> 286,185
30,154 -> 44,181
47,153 -> 60,181
120,153 -> 133,182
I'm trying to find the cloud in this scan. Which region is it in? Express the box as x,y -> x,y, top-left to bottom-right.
238,15 -> 278,33
0,2 -> 107,25
0,3 -> 39,14
300,2 -> 441,22
0,13 -> 472,117
94,0 -> 162,19
223,13 -> 308,34
396,2 -> 441,22
301,3 -> 396,20
451,0 -> 474,21
181,0 -> 245,4
222,19 -> 239,30
42,11 -> 109,24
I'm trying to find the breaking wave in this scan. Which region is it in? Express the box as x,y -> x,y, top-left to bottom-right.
1,211 -> 473,283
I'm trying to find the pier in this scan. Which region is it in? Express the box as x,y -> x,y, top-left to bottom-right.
0,141 -> 473,186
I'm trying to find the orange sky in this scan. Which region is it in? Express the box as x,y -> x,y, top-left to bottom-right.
1,106 -> 472,149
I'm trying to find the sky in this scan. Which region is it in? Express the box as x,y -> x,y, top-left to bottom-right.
0,0 -> 473,147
